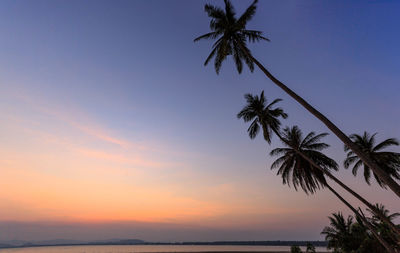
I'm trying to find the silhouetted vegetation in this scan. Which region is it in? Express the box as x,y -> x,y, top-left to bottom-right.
306,242 -> 316,253
195,0 -> 400,196
322,207 -> 399,253
290,245 -> 302,253
237,91 -> 399,252
195,1 -> 400,251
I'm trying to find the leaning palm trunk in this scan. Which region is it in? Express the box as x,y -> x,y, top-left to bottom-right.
271,129 -> 400,238
237,43 -> 400,198
325,183 -> 397,253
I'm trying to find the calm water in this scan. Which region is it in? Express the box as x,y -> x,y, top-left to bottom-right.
0,245 -> 329,253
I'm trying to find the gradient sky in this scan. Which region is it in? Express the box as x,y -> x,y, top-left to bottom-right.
0,0 -> 399,242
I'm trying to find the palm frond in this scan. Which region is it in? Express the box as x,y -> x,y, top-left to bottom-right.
351,160 -> 363,177
373,138 -> 399,151
194,32 -> 219,42
373,172 -> 386,188
343,155 -> 358,169
204,46 -> 218,66
236,40 -> 254,72
232,42 -> 243,73
236,0 -> 258,29
214,39 -> 230,74
247,120 -> 260,139
266,98 -> 282,108
363,165 -> 371,185
204,4 -> 225,20
224,0 -> 236,23
242,30 -> 270,43
303,132 -> 329,146
270,155 -> 287,170
270,147 -> 291,156
306,142 -> 330,151
237,106 -> 256,121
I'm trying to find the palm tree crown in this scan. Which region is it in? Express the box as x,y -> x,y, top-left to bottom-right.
237,91 -> 287,143
321,212 -> 354,252
367,203 -> 400,223
344,131 -> 400,188
194,0 -> 269,74
270,126 -> 338,194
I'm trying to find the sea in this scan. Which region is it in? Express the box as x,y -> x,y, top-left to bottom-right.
0,245 -> 330,253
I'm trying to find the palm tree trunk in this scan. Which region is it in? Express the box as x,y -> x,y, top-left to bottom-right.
238,42 -> 400,198
270,129 -> 400,237
325,183 -> 397,253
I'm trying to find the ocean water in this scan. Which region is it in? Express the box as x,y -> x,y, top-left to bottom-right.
0,245 -> 329,253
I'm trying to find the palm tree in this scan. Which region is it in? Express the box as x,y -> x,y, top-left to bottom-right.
237,92 -> 400,236
194,0 -> 400,197
236,91 -> 287,143
290,245 -> 302,253
367,204 -> 400,223
367,204 -> 400,246
322,212 -> 356,253
305,243 -> 316,253
344,132 -> 400,188
269,126 -> 337,194
269,126 -> 396,253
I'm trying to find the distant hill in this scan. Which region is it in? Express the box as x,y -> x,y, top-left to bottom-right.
34,239 -> 84,245
92,239 -> 146,245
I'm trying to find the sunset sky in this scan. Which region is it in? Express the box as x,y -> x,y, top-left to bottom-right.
0,0 -> 399,242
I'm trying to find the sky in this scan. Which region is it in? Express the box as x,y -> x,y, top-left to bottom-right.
0,0 -> 399,242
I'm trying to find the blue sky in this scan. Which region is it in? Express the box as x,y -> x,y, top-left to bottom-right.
0,0 -> 399,241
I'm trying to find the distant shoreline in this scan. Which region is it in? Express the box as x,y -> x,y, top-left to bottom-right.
0,243 -> 329,252
0,241 -> 327,247
0,246 -> 331,253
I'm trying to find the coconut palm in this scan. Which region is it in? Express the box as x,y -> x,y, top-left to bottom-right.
237,92 -> 400,236
194,0 -> 400,197
269,126 -> 338,193
322,212 -> 356,253
368,204 -> 400,223
236,91 -> 287,143
344,132 -> 400,188
367,204 -> 400,246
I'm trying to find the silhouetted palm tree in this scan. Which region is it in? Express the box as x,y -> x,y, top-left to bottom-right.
305,243 -> 316,253
367,204 -> 400,246
194,0 -> 400,197
290,245 -> 302,253
236,91 -> 287,143
269,126 -> 336,194
344,132 -> 400,188
237,92 -> 399,236
368,203 -> 400,223
322,212 -> 356,253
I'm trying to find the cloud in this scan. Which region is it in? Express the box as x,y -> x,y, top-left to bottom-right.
32,104 -> 133,148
